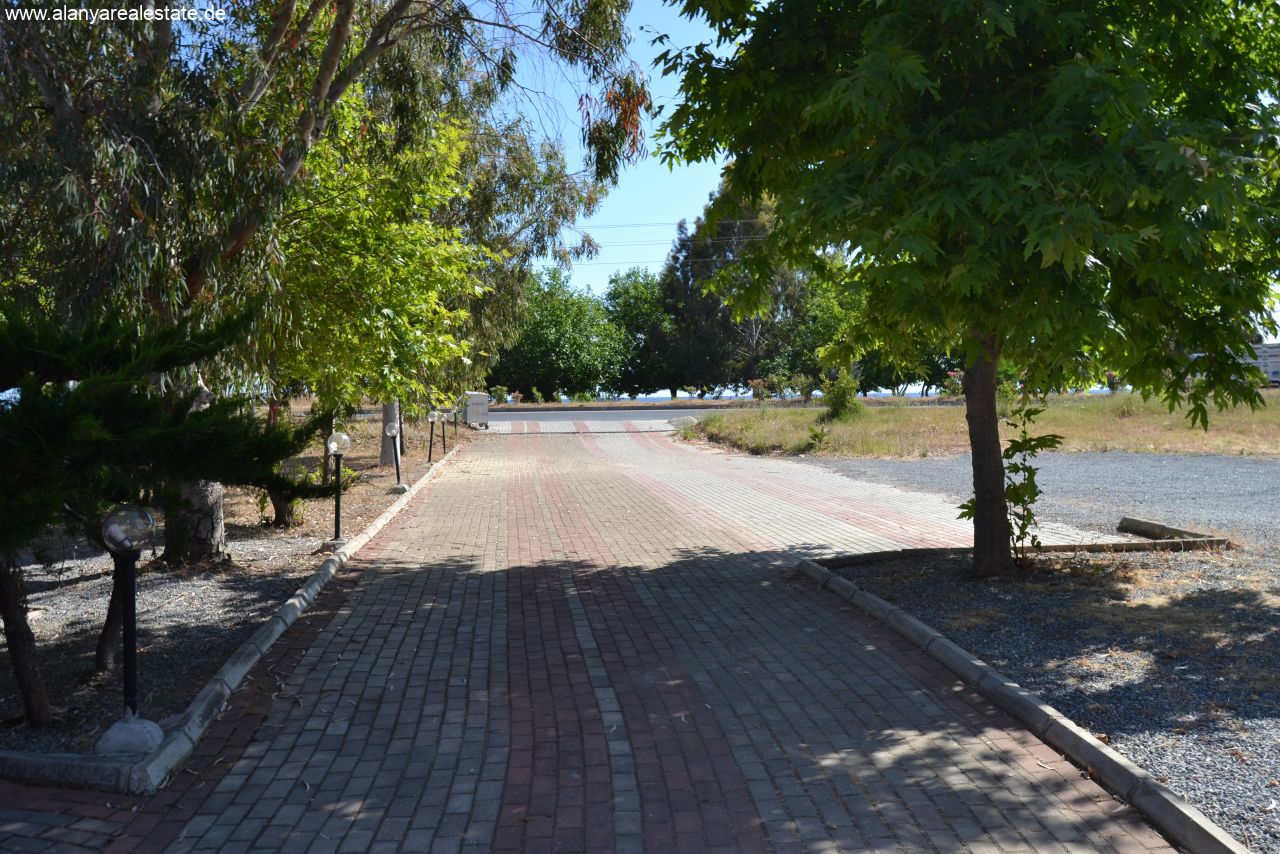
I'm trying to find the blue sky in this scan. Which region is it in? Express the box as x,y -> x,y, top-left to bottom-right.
520,1 -> 725,295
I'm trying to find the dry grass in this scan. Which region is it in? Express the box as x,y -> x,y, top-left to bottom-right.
691,389 -> 1280,458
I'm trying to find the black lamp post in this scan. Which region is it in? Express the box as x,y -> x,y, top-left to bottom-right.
326,431 -> 351,549
96,505 -> 163,756
427,411 -> 438,463
386,421 -> 407,494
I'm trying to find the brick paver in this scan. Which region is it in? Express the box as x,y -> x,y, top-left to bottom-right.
1,429 -> 1173,853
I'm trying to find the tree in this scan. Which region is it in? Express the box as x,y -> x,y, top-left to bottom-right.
263,104 -> 483,439
489,270 -> 625,398
604,268 -> 678,398
0,309 -> 322,725
662,0 -> 1280,575
658,218 -> 738,394
2,0 -> 649,561
658,186 -> 806,393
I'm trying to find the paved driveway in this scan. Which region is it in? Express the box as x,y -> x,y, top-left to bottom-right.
2,431 -> 1168,853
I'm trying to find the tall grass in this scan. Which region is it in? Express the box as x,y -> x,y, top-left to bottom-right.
693,390 -> 1280,458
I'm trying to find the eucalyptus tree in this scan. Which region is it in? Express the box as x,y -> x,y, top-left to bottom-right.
659,186 -> 807,392
2,0 -> 649,561
662,0 -> 1280,575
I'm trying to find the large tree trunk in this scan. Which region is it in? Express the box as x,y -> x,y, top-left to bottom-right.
165,480 -> 228,564
380,400 -> 400,467
95,554 -> 126,672
164,380 -> 228,564
269,493 -> 299,528
0,556 -> 53,726
963,337 -> 1017,578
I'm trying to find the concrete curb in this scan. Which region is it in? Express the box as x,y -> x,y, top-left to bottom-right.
1118,517 -> 1231,547
792,555 -> 1248,854
0,445 -> 463,796
816,535 -> 1227,570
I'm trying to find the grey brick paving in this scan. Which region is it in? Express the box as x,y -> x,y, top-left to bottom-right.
171,452 -> 510,852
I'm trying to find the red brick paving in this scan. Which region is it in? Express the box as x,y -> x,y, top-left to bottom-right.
0,429 -> 1180,853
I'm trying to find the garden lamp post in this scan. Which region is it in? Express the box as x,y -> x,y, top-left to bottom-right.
439,411 -> 448,455
326,431 -> 351,549
96,505 -> 163,755
385,421 -> 407,494
427,411 -> 438,464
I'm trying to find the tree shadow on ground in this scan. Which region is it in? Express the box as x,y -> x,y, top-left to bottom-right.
836,550 -> 1279,748
326,548 -> 1170,852
0,558 -> 318,754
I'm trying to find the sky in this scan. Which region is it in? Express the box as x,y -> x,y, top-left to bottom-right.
517,0 -> 726,295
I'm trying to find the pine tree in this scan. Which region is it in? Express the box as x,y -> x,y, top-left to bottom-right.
0,307 -> 325,726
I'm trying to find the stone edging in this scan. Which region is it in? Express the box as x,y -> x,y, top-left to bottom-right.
0,445 -> 463,796
1117,516 -> 1231,546
792,555 -> 1247,854
815,531 -> 1228,570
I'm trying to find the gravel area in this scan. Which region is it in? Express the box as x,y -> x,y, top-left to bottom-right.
807,451 -> 1280,548
805,452 -> 1280,851
0,415 -> 474,758
0,536 -> 322,755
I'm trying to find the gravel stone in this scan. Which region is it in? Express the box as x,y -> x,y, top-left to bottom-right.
805,451 -> 1280,852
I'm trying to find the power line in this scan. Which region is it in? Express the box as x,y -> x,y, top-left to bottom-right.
587,236 -> 769,247
570,219 -> 764,229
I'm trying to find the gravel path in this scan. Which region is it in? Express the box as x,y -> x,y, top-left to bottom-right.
804,452 -> 1280,851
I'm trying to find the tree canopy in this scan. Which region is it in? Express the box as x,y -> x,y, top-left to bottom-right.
662,0 -> 1280,575
262,104 -> 486,414
489,270 -> 625,399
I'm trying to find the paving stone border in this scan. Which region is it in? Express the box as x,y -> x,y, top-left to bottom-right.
792,555 -> 1247,854
0,445 -> 463,797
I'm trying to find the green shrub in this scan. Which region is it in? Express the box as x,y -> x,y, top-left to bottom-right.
571,391 -> 594,402
822,369 -> 863,421
748,378 -> 768,400
791,373 -> 817,402
765,373 -> 790,398
489,385 -> 508,404
530,386 -> 544,403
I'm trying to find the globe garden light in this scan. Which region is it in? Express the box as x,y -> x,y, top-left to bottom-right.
101,505 -> 155,556
324,431 -> 352,549
95,505 -> 162,756
385,421 -> 406,494
326,430 -> 351,456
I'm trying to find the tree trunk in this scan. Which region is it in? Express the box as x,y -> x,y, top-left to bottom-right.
95,554 -> 126,672
269,492 -> 299,528
963,337 -> 1017,578
380,400 -> 399,467
0,556 -> 53,726
165,480 -> 228,564
265,399 -> 297,527
165,380 -> 227,565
